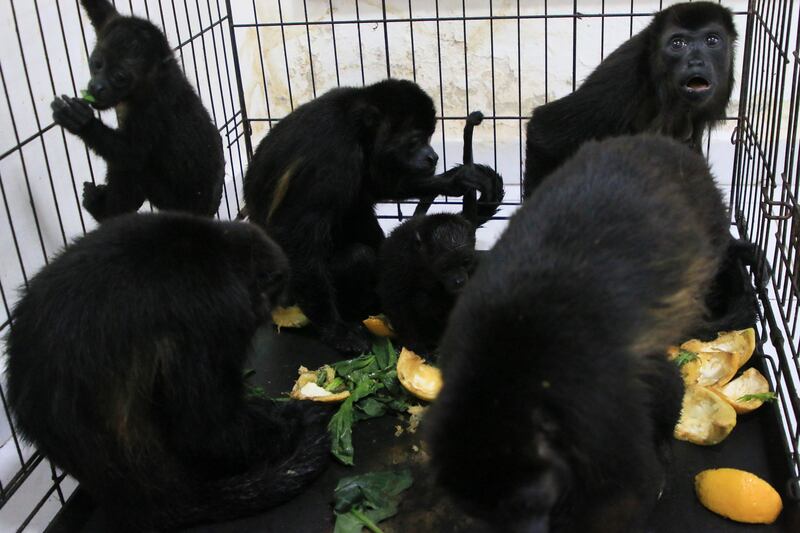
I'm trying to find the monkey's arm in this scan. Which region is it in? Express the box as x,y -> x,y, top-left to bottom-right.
51,96 -> 137,162
401,165 -> 496,198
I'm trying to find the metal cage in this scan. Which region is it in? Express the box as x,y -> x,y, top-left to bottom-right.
0,0 -> 798,530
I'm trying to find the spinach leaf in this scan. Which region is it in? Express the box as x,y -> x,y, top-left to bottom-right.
333,469 -> 413,533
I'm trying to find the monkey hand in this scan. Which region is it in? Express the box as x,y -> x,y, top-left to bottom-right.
82,182 -> 107,216
320,322 -> 371,355
52,95 -> 94,134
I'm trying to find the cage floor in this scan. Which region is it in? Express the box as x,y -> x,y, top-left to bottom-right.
46,326 -> 799,533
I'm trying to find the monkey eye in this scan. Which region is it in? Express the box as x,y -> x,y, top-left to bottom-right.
111,70 -> 131,86
705,33 -> 721,47
670,37 -> 687,50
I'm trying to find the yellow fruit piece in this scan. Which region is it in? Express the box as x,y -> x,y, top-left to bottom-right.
397,348 -> 442,401
363,315 -> 395,337
674,386 -> 737,445
695,350 -> 739,388
695,468 -> 782,524
682,328 -> 755,369
715,368 -> 772,414
289,365 -> 349,403
667,346 -> 700,386
272,306 -> 310,329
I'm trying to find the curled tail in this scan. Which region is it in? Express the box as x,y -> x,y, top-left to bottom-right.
414,111 -> 505,226
461,111 -> 485,224
80,0 -> 118,30
164,401 -> 331,529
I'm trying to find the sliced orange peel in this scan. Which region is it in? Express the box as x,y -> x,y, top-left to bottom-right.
671,328 -> 773,445
397,348 -> 442,401
272,305 -> 310,329
363,315 -> 395,337
695,468 -> 782,524
714,367 -> 772,414
289,365 -> 350,403
674,385 -> 737,446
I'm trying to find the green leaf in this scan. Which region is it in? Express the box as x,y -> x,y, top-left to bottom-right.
333,469 -> 413,514
246,385 -> 266,399
329,379 -> 381,465
333,510 -> 372,533
325,376 -> 346,392
80,90 -> 96,103
674,349 -> 699,367
737,392 -> 777,403
316,369 -> 329,387
373,338 -> 396,370
355,397 -> 387,419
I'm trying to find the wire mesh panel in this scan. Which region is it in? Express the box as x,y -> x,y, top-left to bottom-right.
0,1 -> 244,529
228,0 -> 750,245
732,0 -> 800,499
0,0 -> 798,530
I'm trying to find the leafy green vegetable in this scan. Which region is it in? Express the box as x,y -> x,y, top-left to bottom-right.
329,379 -> 380,465
325,376 -> 346,392
316,369 -> 329,387
246,385 -> 267,399
674,349 -> 699,367
80,90 -> 96,103
737,392 -> 777,403
327,338 -> 412,465
332,469 -> 413,533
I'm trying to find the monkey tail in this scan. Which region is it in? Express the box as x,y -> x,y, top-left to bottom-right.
461,111 -> 485,224
80,0 -> 118,30
165,401 -> 331,529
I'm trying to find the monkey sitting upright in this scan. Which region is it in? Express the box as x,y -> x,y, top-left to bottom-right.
51,0 -> 224,222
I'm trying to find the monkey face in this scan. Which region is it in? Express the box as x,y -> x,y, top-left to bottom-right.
85,19 -> 171,109
375,127 -> 439,179
435,256 -> 474,294
659,22 -> 733,108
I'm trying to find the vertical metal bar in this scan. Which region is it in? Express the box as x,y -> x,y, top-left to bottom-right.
408,0 -> 416,82
302,0 -> 318,97
355,0 -> 366,85
227,0 -> 254,159
329,0 -> 341,86
276,0 -> 295,109
381,0 -> 390,78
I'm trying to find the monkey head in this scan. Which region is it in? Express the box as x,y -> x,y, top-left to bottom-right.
85,17 -> 173,110
415,214 -> 476,294
651,2 -> 737,111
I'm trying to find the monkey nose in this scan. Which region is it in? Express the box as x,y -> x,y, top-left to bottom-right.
688,57 -> 705,68
88,81 -> 107,98
427,152 -> 439,166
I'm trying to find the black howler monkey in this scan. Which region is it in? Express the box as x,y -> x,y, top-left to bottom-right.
5,213 -> 330,530
427,135 -> 730,532
51,0 -> 224,221
243,80 -> 497,354
523,2 -> 737,197
378,111 -> 504,355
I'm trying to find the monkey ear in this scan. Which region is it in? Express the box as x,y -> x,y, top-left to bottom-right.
81,0 -> 119,31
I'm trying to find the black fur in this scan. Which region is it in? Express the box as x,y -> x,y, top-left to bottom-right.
378,213 -> 476,355
427,136 -> 729,532
523,2 -> 736,197
379,112 -> 504,355
51,0 -> 224,222
5,213 -> 330,530
243,79 -> 496,354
